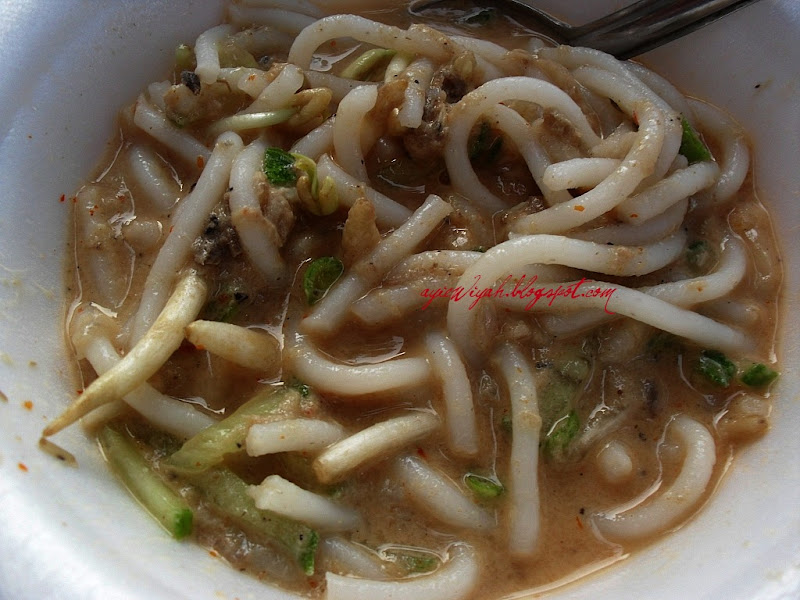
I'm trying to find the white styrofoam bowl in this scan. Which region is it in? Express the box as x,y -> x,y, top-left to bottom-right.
0,1 -> 797,599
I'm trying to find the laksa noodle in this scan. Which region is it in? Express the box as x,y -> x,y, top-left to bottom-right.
46,0 -> 782,598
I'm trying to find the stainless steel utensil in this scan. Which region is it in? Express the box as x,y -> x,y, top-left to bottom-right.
409,0 -> 762,59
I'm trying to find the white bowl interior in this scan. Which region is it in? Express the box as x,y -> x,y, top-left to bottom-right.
0,1 -> 797,598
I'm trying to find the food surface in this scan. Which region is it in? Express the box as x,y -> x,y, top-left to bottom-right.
48,1 -> 781,598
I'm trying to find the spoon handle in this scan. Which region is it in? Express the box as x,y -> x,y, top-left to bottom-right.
570,0 -> 762,59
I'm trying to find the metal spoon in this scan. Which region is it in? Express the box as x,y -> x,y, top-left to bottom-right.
408,0 -> 762,59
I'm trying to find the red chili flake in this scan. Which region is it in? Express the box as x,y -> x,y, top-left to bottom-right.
308,580 -> 319,589
169,225 -> 175,234
629,213 -> 639,219
573,205 -> 585,212
76,389 -> 84,395
576,516 -> 584,530
247,74 -> 256,82
22,400 -> 33,411
196,155 -> 205,170
71,196 -> 78,204
59,194 -> 66,203
632,111 -> 639,125
18,462 -> 28,472
416,447 -> 427,459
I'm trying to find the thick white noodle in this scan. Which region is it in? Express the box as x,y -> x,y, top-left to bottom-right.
185,320 -> 281,373
447,232 -> 689,364
616,161 -> 719,223
228,138 -> 289,284
249,475 -> 363,532
286,331 -> 432,396
127,145 -> 181,213
574,198 -> 687,246
78,333 -> 216,440
450,35 -> 513,70
352,276 -> 457,325
146,80 -> 171,111
570,66 -> 682,184
333,85 -> 378,182
536,235 -> 747,337
45,272 -> 207,436
425,331 -> 478,456
593,415 -> 716,541
220,67 -> 273,98
318,537 -> 389,580
316,154 -> 412,228
325,544 -> 480,600
493,343 -> 541,557
487,104 -> 573,205
625,62 -> 694,124
288,15 -> 455,69
246,419 -> 346,456
445,77 -> 601,213
239,0 -> 324,18
398,58 -> 434,128
313,411 -> 440,484
129,132 -> 243,343
304,70 -> 377,104
590,125 -> 636,159
228,5 -> 317,34
393,455 -> 494,531
596,440 -> 635,485
244,63 -> 304,114
301,194 -> 452,336
133,98 -> 211,167
389,250 -> 482,277
510,102 -> 666,234
689,98 -> 750,204
291,116 -> 335,159
498,274 -> 749,353
543,157 -> 621,191
538,45 -> 683,181
195,24 -> 236,84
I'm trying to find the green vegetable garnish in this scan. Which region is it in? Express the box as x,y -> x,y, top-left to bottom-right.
686,240 -> 715,274
384,550 -> 440,574
741,363 -> 779,387
469,120 -> 503,161
646,331 -> 680,358
203,280 -> 248,322
500,413 -> 513,434
539,378 -> 577,434
175,43 -> 196,73
557,358 -> 590,383
679,116 -> 713,164
544,410 -> 580,458
464,473 -> 504,499
262,148 -> 338,215
263,147 -> 298,187
696,349 -> 736,387
303,257 -> 344,305
189,466 -> 318,575
340,48 -> 397,81
98,426 -> 193,539
166,387 -> 301,474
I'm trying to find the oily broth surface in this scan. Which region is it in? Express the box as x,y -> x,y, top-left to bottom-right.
64,3 -> 782,599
